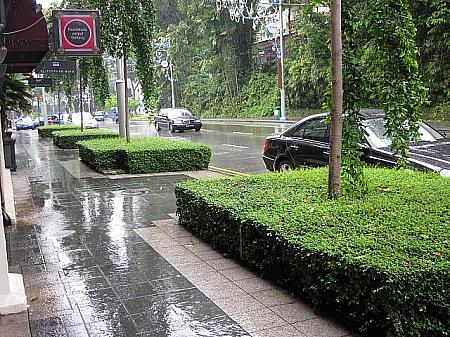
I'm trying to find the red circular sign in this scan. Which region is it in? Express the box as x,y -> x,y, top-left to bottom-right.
64,19 -> 92,47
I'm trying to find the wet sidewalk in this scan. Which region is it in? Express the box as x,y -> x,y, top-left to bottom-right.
2,131 -> 356,337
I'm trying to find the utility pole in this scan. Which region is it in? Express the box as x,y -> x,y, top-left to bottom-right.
42,88 -> 48,126
328,0 -> 344,199
116,57 -> 126,139
279,0 -> 287,120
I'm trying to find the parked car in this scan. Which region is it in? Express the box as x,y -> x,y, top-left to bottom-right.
70,113 -> 98,129
263,111 -> 450,178
154,108 -> 202,133
94,111 -> 105,122
16,117 -> 36,130
34,117 -> 45,127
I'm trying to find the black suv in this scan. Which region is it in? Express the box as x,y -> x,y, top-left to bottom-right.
263,111 -> 450,177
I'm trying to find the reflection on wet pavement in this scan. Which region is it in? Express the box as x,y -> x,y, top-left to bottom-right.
5,131 -> 250,337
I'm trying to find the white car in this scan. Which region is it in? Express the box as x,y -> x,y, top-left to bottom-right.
71,113 -> 99,129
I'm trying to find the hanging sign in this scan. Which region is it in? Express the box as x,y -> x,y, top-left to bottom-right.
36,60 -> 77,74
53,10 -> 101,57
28,78 -> 53,88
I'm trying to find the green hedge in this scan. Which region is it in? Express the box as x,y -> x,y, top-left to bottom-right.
78,137 -> 211,173
175,168 -> 450,337
37,124 -> 80,138
53,129 -> 119,149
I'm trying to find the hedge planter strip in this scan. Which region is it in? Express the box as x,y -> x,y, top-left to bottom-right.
53,129 -> 119,149
78,137 -> 211,174
37,124 -> 80,138
175,168 -> 450,337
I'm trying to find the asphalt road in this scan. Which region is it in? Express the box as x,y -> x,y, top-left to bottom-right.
102,120 -> 293,174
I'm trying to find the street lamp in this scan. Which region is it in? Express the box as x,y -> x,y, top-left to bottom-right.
215,0 -> 287,120
155,37 -> 176,109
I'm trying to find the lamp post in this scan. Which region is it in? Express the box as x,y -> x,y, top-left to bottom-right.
216,0 -> 288,119
156,38 -> 176,109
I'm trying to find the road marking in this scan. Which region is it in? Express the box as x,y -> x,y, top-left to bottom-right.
222,144 -> 250,149
209,166 -> 251,177
233,131 -> 254,135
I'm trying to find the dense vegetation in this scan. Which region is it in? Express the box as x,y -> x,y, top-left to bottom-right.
52,129 -> 119,149
176,168 -> 450,337
78,137 -> 211,173
155,1 -> 449,120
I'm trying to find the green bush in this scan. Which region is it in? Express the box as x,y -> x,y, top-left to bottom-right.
175,168 -> 450,337
78,137 -> 211,173
37,124 -> 80,138
53,129 -> 119,149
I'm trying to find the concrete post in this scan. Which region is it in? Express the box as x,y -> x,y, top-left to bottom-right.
116,57 -> 126,138
42,88 -> 48,125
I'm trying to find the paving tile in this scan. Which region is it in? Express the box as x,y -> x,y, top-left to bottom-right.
0,321 -> 31,337
65,325 -> 89,337
270,302 -> 316,323
151,275 -> 195,294
251,288 -> 297,307
214,294 -> 265,316
194,249 -> 226,261
229,308 -> 286,333
0,311 -> 28,325
293,317 -> 351,337
113,282 -> 155,300
221,267 -> 256,282
29,316 -> 66,337
196,279 -> 247,300
234,277 -> 274,293
207,258 -> 242,271
251,324 -> 307,337
161,252 -> 203,266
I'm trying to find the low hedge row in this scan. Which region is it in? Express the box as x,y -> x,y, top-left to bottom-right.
37,124 -> 80,138
53,129 -> 119,149
78,137 -> 211,173
175,168 -> 450,337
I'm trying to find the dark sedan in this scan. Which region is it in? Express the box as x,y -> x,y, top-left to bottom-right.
263,111 -> 450,178
154,108 -> 202,133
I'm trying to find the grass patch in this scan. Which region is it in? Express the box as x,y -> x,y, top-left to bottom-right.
78,137 -> 211,174
37,124 -> 80,138
53,129 -> 119,149
175,168 -> 450,337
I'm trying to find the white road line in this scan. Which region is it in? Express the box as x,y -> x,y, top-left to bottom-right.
233,131 -> 254,135
222,144 -> 250,149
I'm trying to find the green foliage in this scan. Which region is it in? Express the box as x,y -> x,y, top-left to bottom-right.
195,72 -> 279,118
128,98 -> 139,112
104,95 -> 117,111
285,10 -> 331,110
1,75 -> 32,114
78,137 -> 211,173
176,167 -> 450,337
422,104 -> 450,121
37,124 -> 80,138
52,129 -> 119,149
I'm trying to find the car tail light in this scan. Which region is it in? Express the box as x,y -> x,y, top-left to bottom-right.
263,139 -> 269,153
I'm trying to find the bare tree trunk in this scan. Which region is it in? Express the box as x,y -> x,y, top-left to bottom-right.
328,0 -> 344,199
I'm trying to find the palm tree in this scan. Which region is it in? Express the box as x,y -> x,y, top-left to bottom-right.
0,74 -> 32,134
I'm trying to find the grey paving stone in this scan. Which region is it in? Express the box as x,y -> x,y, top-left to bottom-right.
207,257 -> 242,271
229,308 -> 286,333
251,288 -> 297,307
221,267 -> 256,282
251,324 -> 307,337
234,277 -> 274,293
29,316 -> 66,337
270,302 -> 317,323
214,294 -> 266,316
293,317 -> 351,337
0,321 -> 31,337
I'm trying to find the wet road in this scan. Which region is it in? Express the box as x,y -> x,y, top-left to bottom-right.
102,121 -> 293,174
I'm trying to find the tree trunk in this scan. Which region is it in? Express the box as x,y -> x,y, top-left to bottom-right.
328,0 -> 344,199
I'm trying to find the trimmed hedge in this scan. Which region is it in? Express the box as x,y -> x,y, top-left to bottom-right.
37,124 -> 80,138
53,129 -> 119,149
78,137 -> 211,173
175,168 -> 450,337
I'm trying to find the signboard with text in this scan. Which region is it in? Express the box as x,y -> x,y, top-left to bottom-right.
28,78 -> 53,88
35,60 -> 77,74
53,10 -> 101,57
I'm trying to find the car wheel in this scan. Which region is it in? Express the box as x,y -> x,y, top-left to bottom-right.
277,159 -> 294,172
195,127 -> 201,132
169,123 -> 176,133
155,122 -> 161,131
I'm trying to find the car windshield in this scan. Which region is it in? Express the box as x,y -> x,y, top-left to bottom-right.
167,109 -> 192,119
95,112 -> 103,116
21,117 -> 32,124
363,118 -> 445,148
